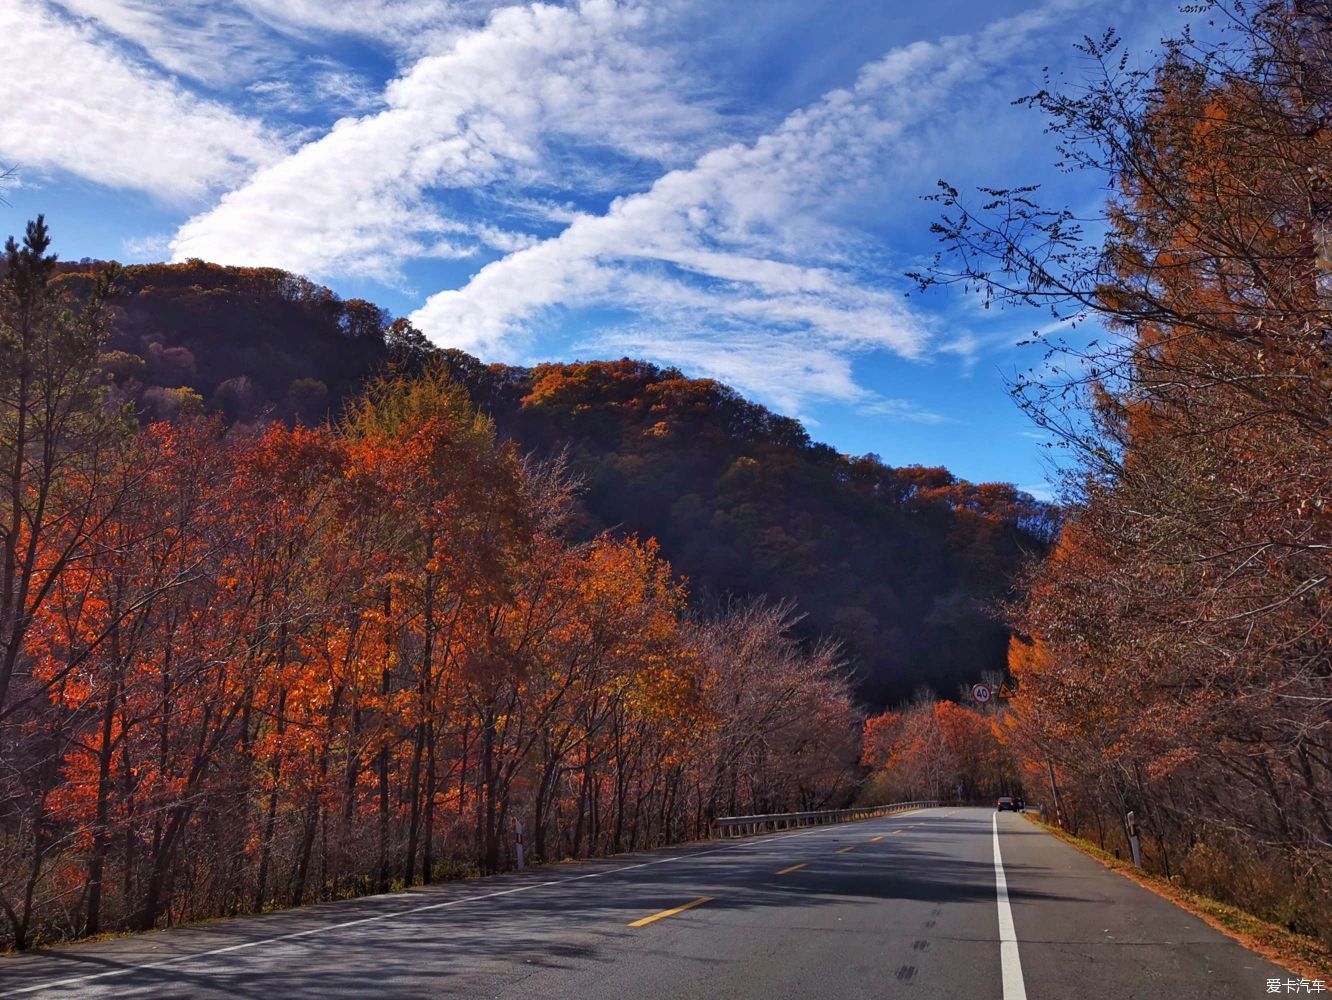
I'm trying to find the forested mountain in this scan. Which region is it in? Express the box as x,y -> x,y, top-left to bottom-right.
58,258 -> 1056,706
444,357 -> 1057,705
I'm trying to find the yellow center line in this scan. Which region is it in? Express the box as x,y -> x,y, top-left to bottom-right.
837,845 -> 856,854
890,829 -> 903,835
870,835 -> 885,843
776,863 -> 807,875
628,896 -> 713,927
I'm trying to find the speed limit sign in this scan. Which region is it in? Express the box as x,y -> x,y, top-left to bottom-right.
971,683 -> 992,704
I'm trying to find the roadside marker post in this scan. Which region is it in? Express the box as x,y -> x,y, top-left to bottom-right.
1046,758 -> 1065,828
1126,811 -> 1142,868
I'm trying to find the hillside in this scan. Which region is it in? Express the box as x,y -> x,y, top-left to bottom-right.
61,259 -> 1056,706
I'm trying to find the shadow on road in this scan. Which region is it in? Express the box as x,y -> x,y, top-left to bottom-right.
0,811 -> 1076,998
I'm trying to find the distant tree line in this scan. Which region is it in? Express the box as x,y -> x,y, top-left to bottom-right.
861,695 -> 1019,805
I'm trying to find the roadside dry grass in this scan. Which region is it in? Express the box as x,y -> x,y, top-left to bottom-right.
1025,813 -> 1332,981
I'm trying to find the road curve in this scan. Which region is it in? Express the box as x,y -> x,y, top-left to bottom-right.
0,807 -> 1292,999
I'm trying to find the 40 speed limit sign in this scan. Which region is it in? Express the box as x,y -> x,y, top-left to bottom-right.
971,683 -> 992,704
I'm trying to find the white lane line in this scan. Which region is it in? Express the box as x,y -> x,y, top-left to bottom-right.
3,810 -> 928,997
992,814 -> 1029,1000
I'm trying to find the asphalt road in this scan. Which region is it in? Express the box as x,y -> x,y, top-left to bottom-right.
0,807 -> 1293,999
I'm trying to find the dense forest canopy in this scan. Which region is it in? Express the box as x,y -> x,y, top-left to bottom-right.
51,257 -> 1056,706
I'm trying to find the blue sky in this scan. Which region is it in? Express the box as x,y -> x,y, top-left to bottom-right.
0,0 -> 1191,498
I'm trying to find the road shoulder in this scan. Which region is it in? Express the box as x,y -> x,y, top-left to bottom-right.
1019,814 -> 1331,982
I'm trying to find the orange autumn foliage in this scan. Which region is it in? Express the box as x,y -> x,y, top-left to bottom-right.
0,363 -> 861,949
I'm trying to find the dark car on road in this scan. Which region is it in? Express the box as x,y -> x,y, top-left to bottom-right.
996,796 -> 1017,812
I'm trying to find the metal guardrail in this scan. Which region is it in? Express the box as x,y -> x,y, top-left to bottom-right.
711,800 -> 940,838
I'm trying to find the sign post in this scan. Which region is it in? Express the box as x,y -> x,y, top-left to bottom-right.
971,683 -> 992,705
514,819 -> 526,871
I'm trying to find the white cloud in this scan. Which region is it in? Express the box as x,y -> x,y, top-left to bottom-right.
33,0 -> 1086,417
587,324 -> 951,422
47,0 -> 298,88
1018,481 -> 1055,502
0,1 -> 279,200
233,0 -> 496,52
860,398 -> 954,425
121,232 -> 172,260
308,67 -> 382,112
171,0 -> 715,279
408,1 -> 1085,412
246,63 -> 382,117
47,1 -> 507,85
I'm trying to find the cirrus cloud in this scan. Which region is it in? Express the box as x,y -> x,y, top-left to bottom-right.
406,1 -> 1087,411
0,0 -> 280,200
170,1 -> 720,280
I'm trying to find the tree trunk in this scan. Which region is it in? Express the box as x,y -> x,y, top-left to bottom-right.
377,742 -> 391,893
573,748 -> 592,858
404,720 -> 425,887
482,704 -> 498,873
254,686 -> 288,912
422,720 -> 436,884
84,659 -> 120,937
291,804 -> 319,907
